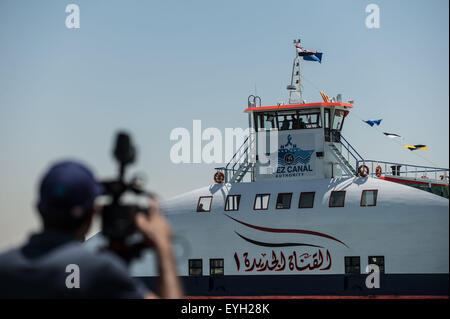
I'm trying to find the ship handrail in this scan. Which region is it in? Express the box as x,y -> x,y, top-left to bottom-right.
338,133 -> 364,161
227,135 -> 253,173
357,159 -> 449,180
329,133 -> 449,181
329,131 -> 364,176
225,136 -> 249,170
338,139 -> 362,164
360,159 -> 449,171
215,133 -> 256,182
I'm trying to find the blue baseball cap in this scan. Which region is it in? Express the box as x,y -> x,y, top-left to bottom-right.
38,160 -> 104,222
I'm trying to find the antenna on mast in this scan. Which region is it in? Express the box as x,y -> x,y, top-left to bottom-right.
287,39 -> 304,104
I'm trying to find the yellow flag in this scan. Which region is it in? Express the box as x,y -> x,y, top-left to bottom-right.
403,145 -> 428,151
320,91 -> 329,103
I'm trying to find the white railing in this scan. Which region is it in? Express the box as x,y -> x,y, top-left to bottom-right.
357,159 -> 449,182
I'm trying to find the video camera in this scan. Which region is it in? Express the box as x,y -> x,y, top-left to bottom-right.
100,132 -> 153,263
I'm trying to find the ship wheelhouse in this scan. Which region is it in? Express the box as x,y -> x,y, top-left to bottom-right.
242,102 -> 354,181
246,102 -> 352,142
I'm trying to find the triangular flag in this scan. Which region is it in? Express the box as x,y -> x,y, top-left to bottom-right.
403,144 -> 428,151
363,119 -> 382,127
383,132 -> 401,138
319,91 -> 329,103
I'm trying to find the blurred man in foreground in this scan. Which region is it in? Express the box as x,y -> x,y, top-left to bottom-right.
0,160 -> 183,299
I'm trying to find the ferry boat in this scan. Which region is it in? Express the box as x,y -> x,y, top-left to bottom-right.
104,41 -> 449,297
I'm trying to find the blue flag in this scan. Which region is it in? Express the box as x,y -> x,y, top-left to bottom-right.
303,52 -> 323,63
363,119 -> 382,127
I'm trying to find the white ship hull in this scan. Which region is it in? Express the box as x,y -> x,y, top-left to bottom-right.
126,177 -> 449,296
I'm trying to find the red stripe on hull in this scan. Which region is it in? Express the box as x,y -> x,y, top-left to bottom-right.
380,176 -> 449,187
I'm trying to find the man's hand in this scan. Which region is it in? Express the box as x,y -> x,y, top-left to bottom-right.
134,198 -> 183,299
135,198 -> 172,252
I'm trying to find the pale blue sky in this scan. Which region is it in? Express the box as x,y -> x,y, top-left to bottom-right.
0,0 -> 448,247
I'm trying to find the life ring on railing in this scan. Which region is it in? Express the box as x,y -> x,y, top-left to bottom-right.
375,165 -> 382,178
214,171 -> 225,184
358,164 -> 369,178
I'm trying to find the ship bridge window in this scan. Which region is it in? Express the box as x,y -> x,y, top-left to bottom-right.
276,193 -> 292,209
277,112 -> 297,131
298,112 -> 321,129
368,256 -> 385,274
332,110 -> 346,131
361,190 -> 378,207
329,191 -> 346,207
210,258 -> 224,276
257,113 -> 277,131
225,194 -> 241,211
254,193 -> 270,210
277,111 -> 322,131
345,256 -> 361,274
189,259 -> 203,276
197,196 -> 212,212
299,192 -> 315,209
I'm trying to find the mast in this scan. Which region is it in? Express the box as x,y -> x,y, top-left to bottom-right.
287,39 -> 303,104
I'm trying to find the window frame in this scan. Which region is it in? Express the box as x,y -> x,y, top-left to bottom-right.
196,196 -> 213,212
360,189 -> 378,207
344,256 -> 361,274
368,256 -> 385,274
324,109 -> 331,141
188,259 -> 203,276
256,112 -> 278,132
275,192 -> 293,210
253,193 -> 271,210
324,109 -> 331,129
277,112 -> 296,131
329,190 -> 346,208
209,258 -> 224,276
332,109 -> 346,131
297,111 -> 322,130
224,194 -> 241,211
298,192 -> 315,209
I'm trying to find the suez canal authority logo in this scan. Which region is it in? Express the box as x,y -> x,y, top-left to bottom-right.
274,134 -> 314,178
225,214 -> 349,273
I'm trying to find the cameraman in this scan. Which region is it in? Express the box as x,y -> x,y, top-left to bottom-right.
0,160 -> 183,299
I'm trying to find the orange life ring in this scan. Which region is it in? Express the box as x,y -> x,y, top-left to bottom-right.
358,164 -> 369,178
375,165 -> 382,178
214,171 -> 225,184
